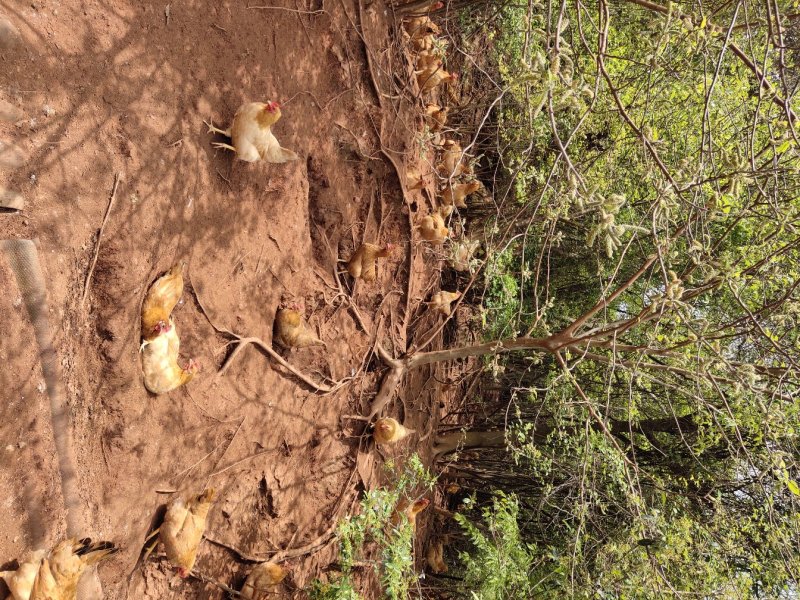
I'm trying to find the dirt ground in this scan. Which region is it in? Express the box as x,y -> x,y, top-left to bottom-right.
0,1 -> 462,598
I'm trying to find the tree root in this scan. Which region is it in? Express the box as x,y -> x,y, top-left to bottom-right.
193,286 -> 346,394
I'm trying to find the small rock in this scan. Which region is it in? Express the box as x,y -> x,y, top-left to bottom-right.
5,445 -> 14,452
30,173 -> 36,183
17,441 -> 26,449
37,381 -> 46,393
43,104 -> 55,117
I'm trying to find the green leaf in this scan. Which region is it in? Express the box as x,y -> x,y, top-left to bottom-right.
788,480 -> 800,496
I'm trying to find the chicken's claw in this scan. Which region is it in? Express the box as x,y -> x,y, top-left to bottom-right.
211,142 -> 237,152
203,118 -> 231,137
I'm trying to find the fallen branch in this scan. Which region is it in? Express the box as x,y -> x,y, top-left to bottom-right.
193,285 -> 345,394
82,173 -> 120,306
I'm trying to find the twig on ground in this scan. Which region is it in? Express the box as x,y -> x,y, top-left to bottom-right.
82,173 -> 120,305
193,285 -> 345,393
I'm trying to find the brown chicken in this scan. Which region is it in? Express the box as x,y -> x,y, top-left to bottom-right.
425,103 -> 448,132
426,538 -> 448,574
418,212 -> 449,245
390,498 -> 430,533
438,139 -> 471,177
206,101 -> 299,164
373,417 -> 415,444
1,550 -> 46,600
240,562 -> 289,599
418,63 -> 457,94
440,181 -> 482,209
141,322 -> 198,394
274,304 -> 326,349
430,290 -> 461,315
29,539 -> 117,600
141,262 -> 184,342
347,242 -> 395,282
160,489 -> 216,578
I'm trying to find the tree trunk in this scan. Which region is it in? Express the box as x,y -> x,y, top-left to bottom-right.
433,430 -> 507,456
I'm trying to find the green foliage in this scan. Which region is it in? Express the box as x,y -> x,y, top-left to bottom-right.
455,493 -> 542,599
309,455 -> 435,600
442,0 -> 800,596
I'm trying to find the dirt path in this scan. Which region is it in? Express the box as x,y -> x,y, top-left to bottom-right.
0,1 -> 451,597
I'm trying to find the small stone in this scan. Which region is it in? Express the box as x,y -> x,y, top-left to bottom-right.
5,445 -> 14,452
37,381 -> 46,393
30,173 -> 37,183
43,104 -> 55,117
17,441 -> 26,449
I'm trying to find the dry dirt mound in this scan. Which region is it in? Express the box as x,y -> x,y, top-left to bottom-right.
0,1 -> 455,598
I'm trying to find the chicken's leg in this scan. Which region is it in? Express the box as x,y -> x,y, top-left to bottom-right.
203,119 -> 231,137
212,142 -> 237,152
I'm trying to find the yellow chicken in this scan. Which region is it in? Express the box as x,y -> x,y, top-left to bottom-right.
390,498 -> 430,533
404,15 -> 439,40
273,304 -> 326,349
240,562 -> 289,599
411,33 -> 436,53
373,417 -> 415,444
418,63 -> 457,94
30,539 -> 117,600
440,181 -> 482,209
1,550 -> 46,600
406,166 -> 427,191
425,104 -> 448,132
160,489 -> 216,578
418,212 -> 449,245
430,290 -> 461,315
449,238 -> 480,272
206,101 -> 299,164
426,538 -> 448,574
416,49 -> 441,72
141,263 -> 184,342
347,243 -> 395,282
141,322 -> 198,394
438,139 -> 471,177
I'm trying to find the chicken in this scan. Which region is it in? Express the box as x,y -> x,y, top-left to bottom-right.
347,242 -> 395,282
205,101 -> 299,164
440,181 -> 482,209
416,49 -> 441,72
390,498 -> 430,533
373,417 -> 415,444
426,539 -> 448,574
406,166 -> 427,191
417,63 -> 457,94
1,550 -> 46,600
273,304 -> 326,349
141,322 -> 198,394
404,15 -> 439,39
141,263 -> 184,343
438,139 -> 471,177
160,489 -> 216,578
240,562 -> 289,599
430,290 -> 461,315
449,238 -> 480,272
29,539 -> 118,600
411,33 -> 436,53
425,104 -> 448,132
418,212 -> 449,245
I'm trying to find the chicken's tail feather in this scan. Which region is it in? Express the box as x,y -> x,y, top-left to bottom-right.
74,538 -> 119,564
